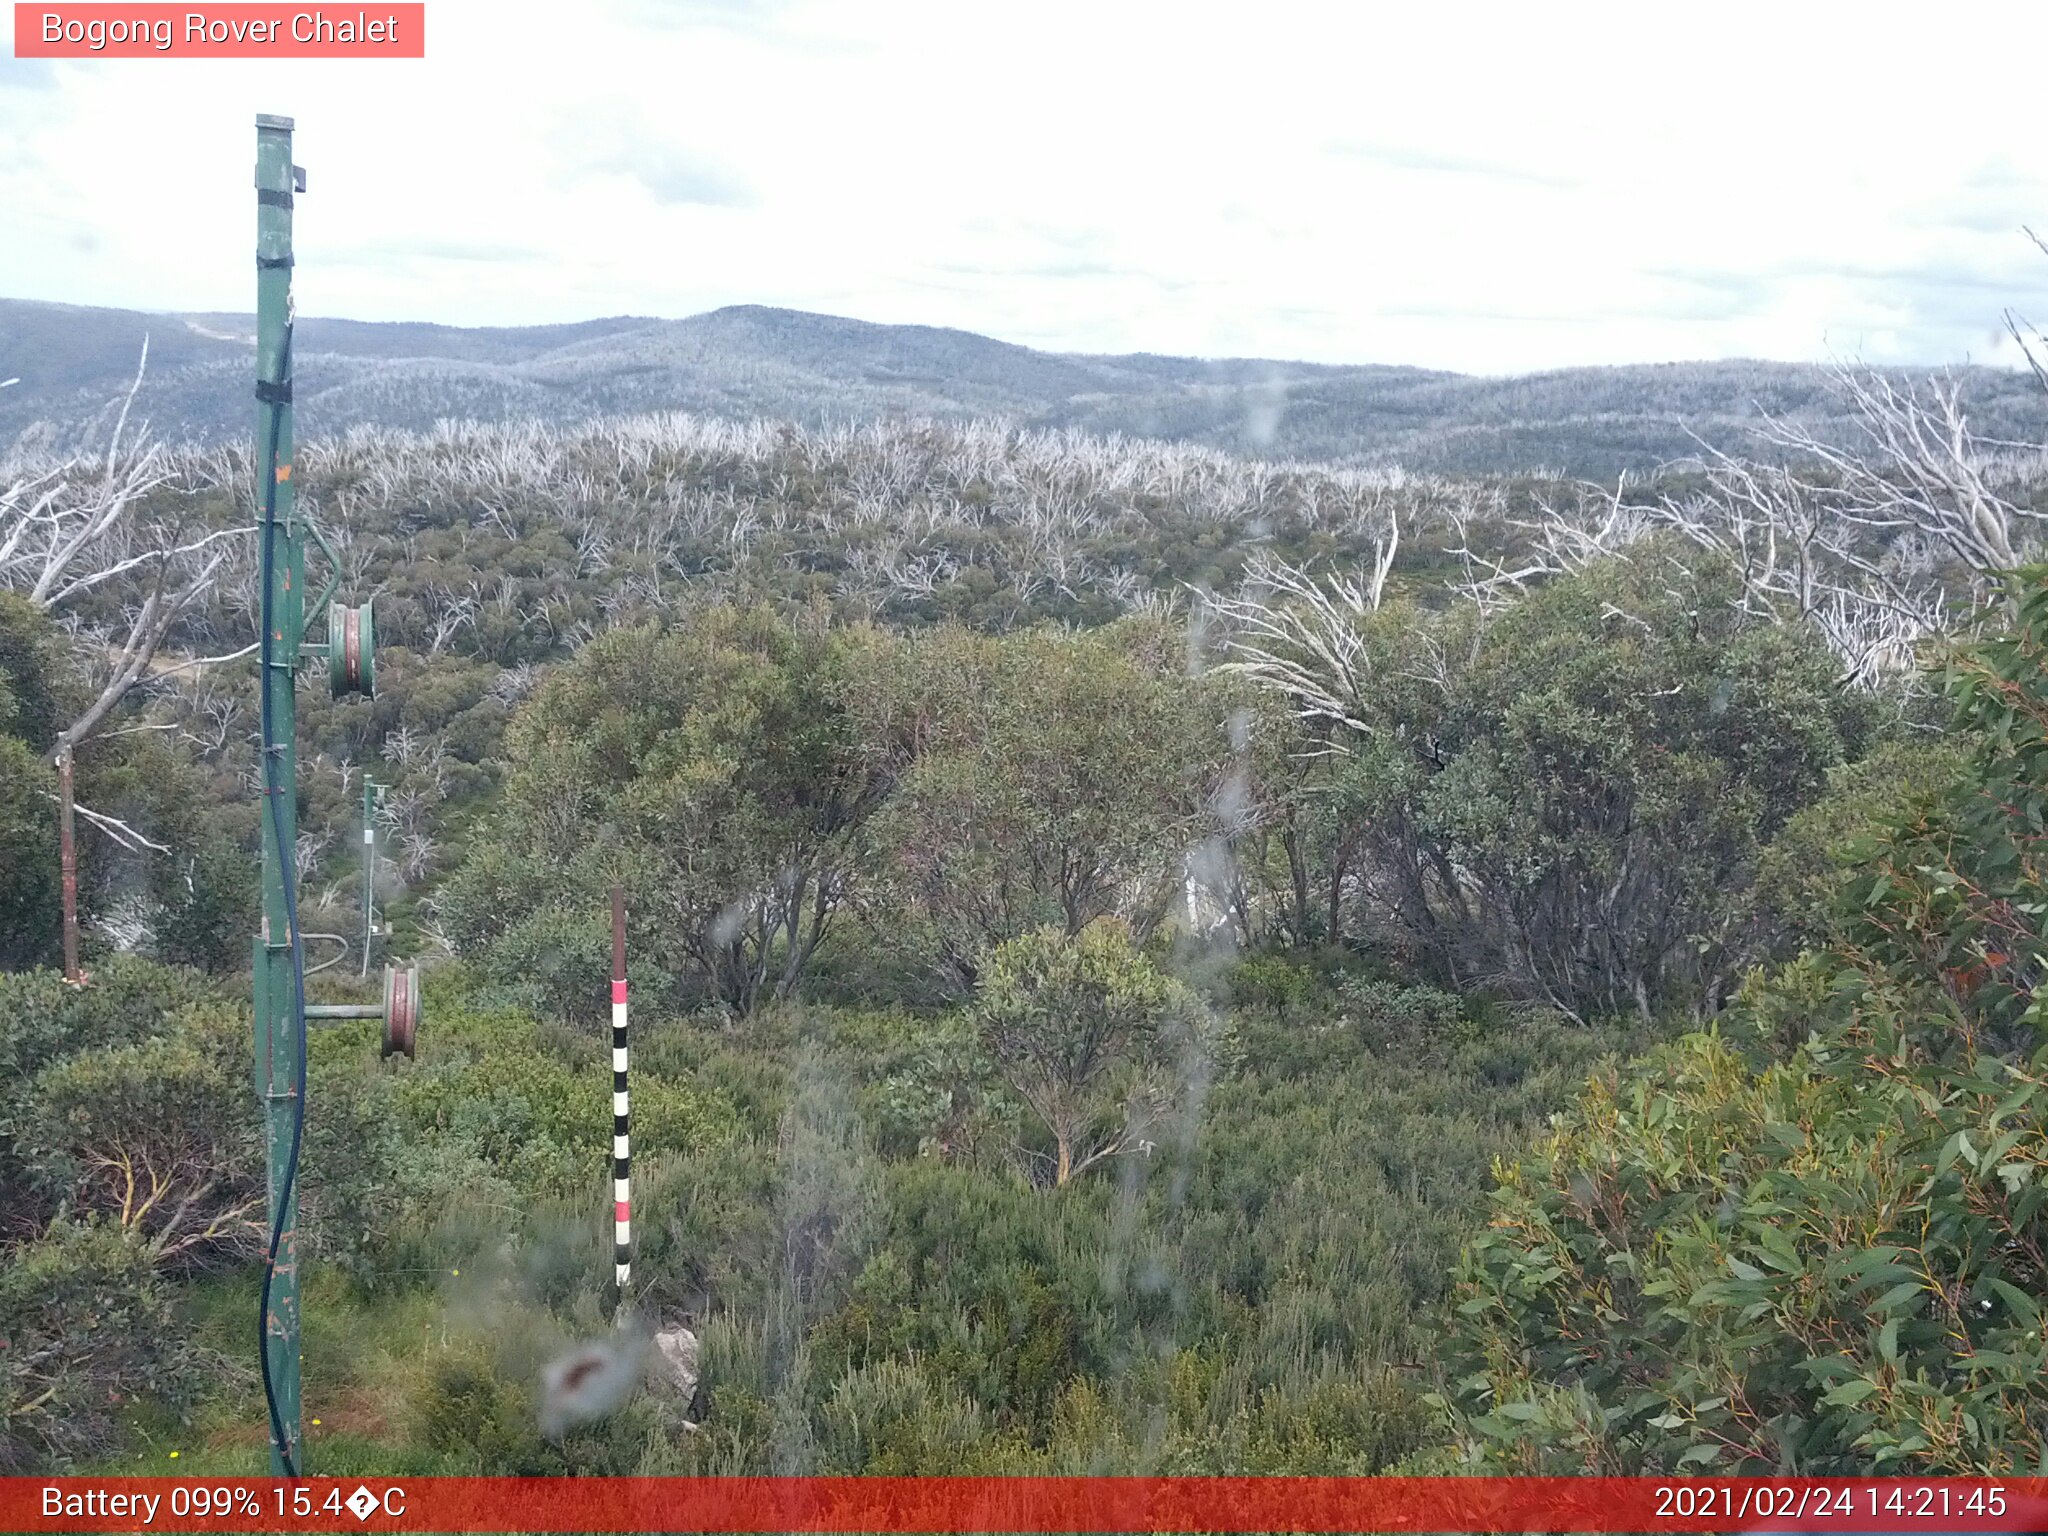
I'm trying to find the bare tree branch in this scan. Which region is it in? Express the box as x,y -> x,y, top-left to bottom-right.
39,794 -> 173,854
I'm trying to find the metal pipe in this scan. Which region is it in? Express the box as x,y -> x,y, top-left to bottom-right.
303,931 -> 349,977
305,1002 -> 384,1019
360,776 -> 375,977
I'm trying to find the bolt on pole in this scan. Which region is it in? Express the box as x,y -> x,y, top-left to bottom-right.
251,110 -> 306,1478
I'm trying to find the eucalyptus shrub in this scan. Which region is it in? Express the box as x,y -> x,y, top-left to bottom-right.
1441,573 -> 2048,1474
0,1220 -> 191,1472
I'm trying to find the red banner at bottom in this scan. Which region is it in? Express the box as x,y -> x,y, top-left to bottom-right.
11,1477 -> 2048,1534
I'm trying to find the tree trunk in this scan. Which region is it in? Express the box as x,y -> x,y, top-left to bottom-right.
58,745 -> 80,982
1327,851 -> 1348,946
1054,1135 -> 1072,1188
1284,825 -> 1311,943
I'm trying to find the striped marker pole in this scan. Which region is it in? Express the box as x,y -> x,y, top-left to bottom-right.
610,884 -> 631,1296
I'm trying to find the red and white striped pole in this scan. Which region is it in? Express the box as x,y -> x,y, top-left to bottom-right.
610,884 -> 631,1296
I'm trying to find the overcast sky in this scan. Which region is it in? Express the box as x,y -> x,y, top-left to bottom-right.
3,0 -> 2046,375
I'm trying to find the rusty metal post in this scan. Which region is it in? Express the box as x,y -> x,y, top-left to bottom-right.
57,745 -> 78,982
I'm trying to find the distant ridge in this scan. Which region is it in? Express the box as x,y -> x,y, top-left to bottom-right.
1,296 -> 2039,478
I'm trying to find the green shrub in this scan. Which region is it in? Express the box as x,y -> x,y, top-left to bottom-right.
1442,1028 -> 2048,1473
0,958 -> 222,1088
0,737 -> 60,973
16,1009 -> 260,1266
1235,548 -> 1879,1017
813,1358 -> 992,1473
1746,736 -> 1963,956
390,1006 -> 743,1199
409,1341 -> 564,1473
1440,575 -> 2048,1474
0,1221 -> 190,1472
1225,953 -> 1321,1011
974,920 -> 1213,1188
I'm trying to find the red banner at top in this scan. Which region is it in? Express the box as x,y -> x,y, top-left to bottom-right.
9,1477 -> 2048,1534
13,4 -> 425,57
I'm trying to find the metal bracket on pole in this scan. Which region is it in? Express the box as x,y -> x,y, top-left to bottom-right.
304,963 -> 421,1058
303,515 -> 344,632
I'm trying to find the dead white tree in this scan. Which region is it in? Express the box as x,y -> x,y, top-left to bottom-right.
380,724 -> 422,770
175,682 -> 244,760
1202,511 -> 1400,741
397,830 -> 436,883
1641,442 -> 1952,688
1447,360 -> 2037,690
0,342 -> 251,975
293,830 -> 327,885
1446,478 -> 1654,611
1753,364 -> 2047,603
488,661 -> 541,705
423,579 -> 482,655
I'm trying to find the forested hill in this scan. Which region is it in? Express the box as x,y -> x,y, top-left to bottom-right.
4,295 -> 2040,478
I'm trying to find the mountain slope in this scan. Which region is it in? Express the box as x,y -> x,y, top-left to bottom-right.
2,296 -> 2039,478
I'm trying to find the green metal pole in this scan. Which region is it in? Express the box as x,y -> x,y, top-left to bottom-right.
361,776 -> 375,977
252,111 -> 305,1478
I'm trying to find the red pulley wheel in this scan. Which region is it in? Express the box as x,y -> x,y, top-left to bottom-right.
381,963 -> 419,1058
327,601 -> 375,698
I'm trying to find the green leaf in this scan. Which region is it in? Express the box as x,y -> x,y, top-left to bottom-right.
1871,1280 -> 1925,1315
1803,1356 -> 1857,1383
1989,1278 -> 2041,1325
1979,1129 -> 2026,1171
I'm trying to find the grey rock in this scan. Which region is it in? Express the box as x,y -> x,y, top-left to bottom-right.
649,1323 -> 701,1421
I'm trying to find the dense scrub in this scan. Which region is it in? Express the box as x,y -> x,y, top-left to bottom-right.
1441,575 -> 2048,1473
0,949 -> 1647,1474
0,542 -> 1935,1473
17,414 -> 1507,974
6,377 -> 2046,1476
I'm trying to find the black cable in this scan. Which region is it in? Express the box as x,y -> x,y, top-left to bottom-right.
255,320 -> 305,1479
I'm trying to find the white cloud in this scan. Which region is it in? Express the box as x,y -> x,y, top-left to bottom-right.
3,0 -> 2046,373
